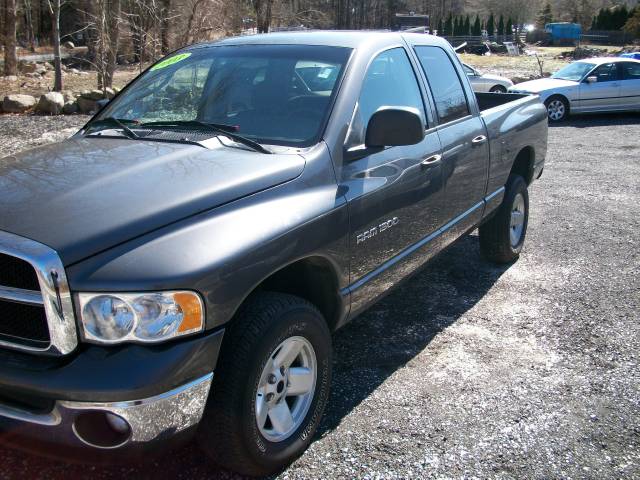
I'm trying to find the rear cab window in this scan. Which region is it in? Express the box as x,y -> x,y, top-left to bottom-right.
413,46 -> 470,124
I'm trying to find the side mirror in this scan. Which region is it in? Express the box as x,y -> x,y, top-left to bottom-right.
586,76 -> 598,84
365,107 -> 424,148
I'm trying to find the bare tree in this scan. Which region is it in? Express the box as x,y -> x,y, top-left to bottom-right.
252,0 -> 274,33
23,0 -> 36,52
47,0 -> 63,91
4,0 -> 18,76
93,0 -> 121,90
160,0 -> 171,53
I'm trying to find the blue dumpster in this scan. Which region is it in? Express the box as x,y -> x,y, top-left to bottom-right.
545,23 -> 581,45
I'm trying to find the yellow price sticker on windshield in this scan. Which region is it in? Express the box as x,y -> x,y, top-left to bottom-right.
150,53 -> 192,71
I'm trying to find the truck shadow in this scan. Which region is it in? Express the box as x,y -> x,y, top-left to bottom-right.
548,112 -> 640,128
317,232 -> 510,438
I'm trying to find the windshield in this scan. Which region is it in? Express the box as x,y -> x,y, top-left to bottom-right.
98,44 -> 352,147
551,62 -> 596,81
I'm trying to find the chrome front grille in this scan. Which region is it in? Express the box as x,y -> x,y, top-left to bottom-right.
0,230 -> 78,355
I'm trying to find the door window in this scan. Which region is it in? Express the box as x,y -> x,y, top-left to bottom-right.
591,63 -> 620,82
345,48 -> 426,147
414,46 -> 470,124
622,62 -> 640,80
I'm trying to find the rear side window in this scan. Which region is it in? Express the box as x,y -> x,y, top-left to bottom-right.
345,48 -> 425,147
622,62 -> 640,80
414,46 -> 470,124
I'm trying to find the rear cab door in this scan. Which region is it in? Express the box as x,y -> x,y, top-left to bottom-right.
619,61 -> 640,110
408,41 -> 490,235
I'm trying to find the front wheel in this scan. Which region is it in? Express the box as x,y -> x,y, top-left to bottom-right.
479,175 -> 529,263
198,292 -> 332,477
545,96 -> 569,122
489,84 -> 507,93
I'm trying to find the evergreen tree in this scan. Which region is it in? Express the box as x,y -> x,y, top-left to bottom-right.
444,13 -> 453,36
535,3 -> 553,30
498,14 -> 505,35
437,17 -> 444,35
472,15 -> 481,35
453,16 -> 459,35
590,16 -> 596,30
464,15 -> 471,35
612,5 -> 629,30
487,13 -> 495,36
598,9 -> 612,30
506,18 -> 513,35
623,7 -> 640,37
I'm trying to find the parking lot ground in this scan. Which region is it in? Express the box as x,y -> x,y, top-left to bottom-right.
0,112 -> 639,479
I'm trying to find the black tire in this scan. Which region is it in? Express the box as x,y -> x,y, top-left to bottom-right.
489,84 -> 507,93
544,95 -> 569,122
198,292 -> 332,477
479,175 -> 529,263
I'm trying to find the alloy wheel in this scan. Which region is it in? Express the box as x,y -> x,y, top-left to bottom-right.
547,99 -> 565,121
510,192 -> 526,247
255,336 -> 317,442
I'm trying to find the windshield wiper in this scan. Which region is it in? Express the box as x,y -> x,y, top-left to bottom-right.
84,117 -> 140,140
138,120 -> 272,154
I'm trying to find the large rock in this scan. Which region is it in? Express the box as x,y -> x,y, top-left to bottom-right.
63,100 -> 79,114
36,92 -> 65,115
2,94 -> 37,113
19,62 -> 38,74
77,96 -> 99,114
3,75 -> 18,82
82,89 -> 107,101
62,91 -> 76,103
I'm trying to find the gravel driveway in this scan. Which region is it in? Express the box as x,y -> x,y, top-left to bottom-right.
0,113 -> 638,479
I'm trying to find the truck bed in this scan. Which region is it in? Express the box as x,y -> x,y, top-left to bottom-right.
475,92 -> 531,112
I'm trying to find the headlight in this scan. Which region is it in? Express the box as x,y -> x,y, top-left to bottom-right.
78,291 -> 204,344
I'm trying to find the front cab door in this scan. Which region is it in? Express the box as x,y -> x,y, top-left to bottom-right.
340,47 -> 445,315
578,62 -> 622,112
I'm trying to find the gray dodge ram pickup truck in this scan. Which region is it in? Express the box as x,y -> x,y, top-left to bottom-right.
0,32 -> 546,475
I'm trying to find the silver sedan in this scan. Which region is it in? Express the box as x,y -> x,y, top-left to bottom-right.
462,63 -> 514,93
509,57 -> 640,122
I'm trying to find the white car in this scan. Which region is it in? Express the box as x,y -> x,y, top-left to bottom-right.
509,57 -> 640,122
462,63 -> 514,93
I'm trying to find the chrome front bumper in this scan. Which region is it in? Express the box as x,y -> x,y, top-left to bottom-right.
0,373 -> 212,455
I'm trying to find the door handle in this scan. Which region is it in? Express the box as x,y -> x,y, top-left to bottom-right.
471,135 -> 487,146
420,154 -> 442,168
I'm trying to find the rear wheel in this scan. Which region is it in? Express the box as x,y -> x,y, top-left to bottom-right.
489,84 -> 507,93
545,96 -> 569,122
198,292 -> 331,477
479,175 -> 529,263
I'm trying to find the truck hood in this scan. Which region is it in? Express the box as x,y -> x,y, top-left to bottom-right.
0,137 -> 305,265
510,77 -> 578,93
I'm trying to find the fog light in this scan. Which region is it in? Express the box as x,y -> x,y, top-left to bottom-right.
73,411 -> 131,449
